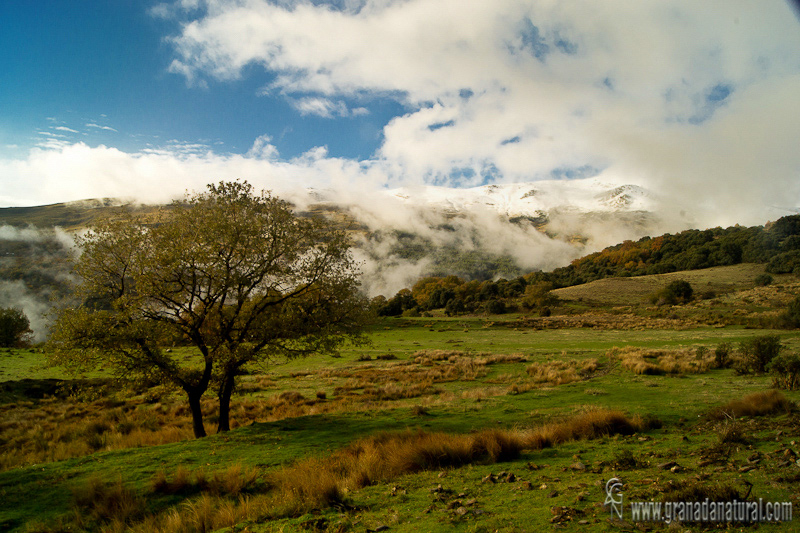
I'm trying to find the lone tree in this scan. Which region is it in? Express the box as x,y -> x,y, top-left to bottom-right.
650,280 -> 693,306
49,181 -> 371,437
0,307 -> 33,347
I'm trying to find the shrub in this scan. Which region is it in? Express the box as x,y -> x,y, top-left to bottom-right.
526,359 -> 598,385
401,307 -> 421,318
768,353 -> 800,390
737,335 -> 782,373
754,273 -> 773,286
716,420 -> 750,444
522,282 -> 558,310
484,299 -> 506,314
524,408 -> 640,449
0,307 -> 33,347
444,297 -> 466,316
714,342 -> 732,368
779,296 -> 800,329
612,449 -> 643,470
649,280 -> 693,306
609,346 -> 714,375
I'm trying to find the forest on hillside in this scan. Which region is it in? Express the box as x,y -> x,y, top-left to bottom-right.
538,214 -> 800,285
376,215 -> 800,316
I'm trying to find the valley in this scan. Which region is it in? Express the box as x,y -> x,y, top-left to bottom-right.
1,262 -> 799,531
0,197 -> 799,531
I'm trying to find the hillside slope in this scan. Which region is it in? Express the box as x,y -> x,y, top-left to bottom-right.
551,263 -> 775,305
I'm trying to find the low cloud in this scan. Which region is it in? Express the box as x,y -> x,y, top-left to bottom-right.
0,225 -> 78,342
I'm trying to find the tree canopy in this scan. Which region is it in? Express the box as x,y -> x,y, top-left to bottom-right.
49,181 -> 371,437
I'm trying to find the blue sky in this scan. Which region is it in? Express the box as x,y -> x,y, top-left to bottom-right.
1,0 -> 800,228
0,1 -> 399,159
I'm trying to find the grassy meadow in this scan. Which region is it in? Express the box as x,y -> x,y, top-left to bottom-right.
1,267 -> 800,532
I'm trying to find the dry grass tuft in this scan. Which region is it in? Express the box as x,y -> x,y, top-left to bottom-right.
71,476 -> 145,530
151,466 -> 193,495
269,458 -> 346,515
151,464 -> 261,498
526,359 -> 599,385
522,408 -> 642,449
362,381 -> 441,401
708,389 -> 795,420
207,464 -> 261,497
38,408 -> 653,531
609,346 -> 715,375
0,396 -> 220,471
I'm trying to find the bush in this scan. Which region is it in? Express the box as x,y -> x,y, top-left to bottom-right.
484,299 -> 506,315
754,273 -> 773,287
714,342 -> 732,368
650,280 -> 693,306
444,297 -> 466,316
779,296 -> 800,329
522,282 -> 558,310
0,307 -> 33,347
738,335 -> 782,373
769,353 -> 800,390
401,307 -> 421,318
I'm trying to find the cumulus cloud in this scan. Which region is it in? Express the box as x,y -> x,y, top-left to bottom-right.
157,0 -> 800,224
0,142 -> 354,207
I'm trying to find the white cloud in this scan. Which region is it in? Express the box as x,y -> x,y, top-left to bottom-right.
86,123 -> 118,132
158,0 -> 800,224
287,96 -> 369,118
247,134 -> 280,159
0,141 -> 377,207
53,126 -> 79,133
3,1 -> 799,234
289,96 -> 349,118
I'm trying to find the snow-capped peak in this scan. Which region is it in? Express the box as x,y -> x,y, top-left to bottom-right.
386,178 -> 654,218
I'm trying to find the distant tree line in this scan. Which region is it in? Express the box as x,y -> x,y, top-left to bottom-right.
527,214 -> 800,287
376,215 -> 800,317
372,274 -> 553,317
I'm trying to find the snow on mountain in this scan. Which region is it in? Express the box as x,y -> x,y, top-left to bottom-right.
385,178 -> 654,218
297,177 -> 679,297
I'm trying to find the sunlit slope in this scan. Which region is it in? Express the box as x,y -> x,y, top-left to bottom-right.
551,263 -> 783,306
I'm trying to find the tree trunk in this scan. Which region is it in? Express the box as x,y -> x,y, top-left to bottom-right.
188,391 -> 207,438
217,371 -> 236,433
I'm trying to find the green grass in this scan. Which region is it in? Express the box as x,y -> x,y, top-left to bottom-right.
2,310 -> 800,531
